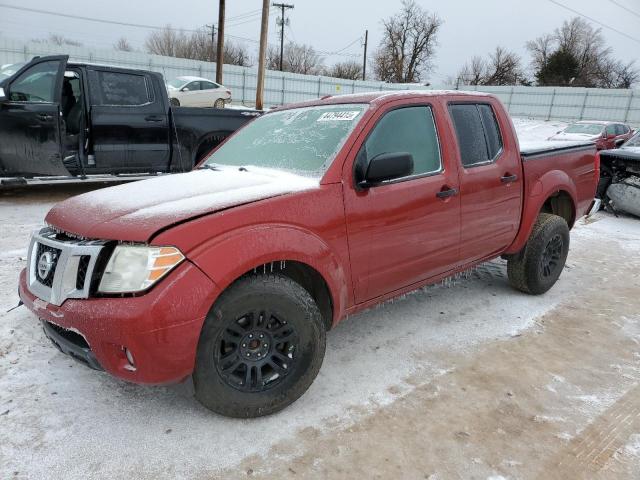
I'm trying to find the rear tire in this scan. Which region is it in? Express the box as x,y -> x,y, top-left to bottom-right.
507,213 -> 570,295
214,98 -> 225,109
193,274 -> 326,418
170,97 -> 180,107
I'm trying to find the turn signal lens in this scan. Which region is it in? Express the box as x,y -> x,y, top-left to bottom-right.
98,245 -> 185,293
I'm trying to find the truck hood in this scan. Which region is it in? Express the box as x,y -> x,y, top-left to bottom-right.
45,168 -> 319,242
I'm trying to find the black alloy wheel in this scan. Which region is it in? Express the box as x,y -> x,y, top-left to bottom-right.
215,309 -> 298,393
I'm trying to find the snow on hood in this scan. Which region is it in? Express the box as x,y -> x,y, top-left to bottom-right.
547,132 -> 601,142
45,167 -> 319,242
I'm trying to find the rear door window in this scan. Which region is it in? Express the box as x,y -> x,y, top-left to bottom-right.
90,71 -> 152,106
449,103 -> 503,168
201,81 -> 217,90
363,106 -> 442,177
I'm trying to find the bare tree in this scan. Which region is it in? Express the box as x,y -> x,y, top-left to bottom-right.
114,37 -> 133,52
457,47 -> 526,86
372,0 -> 443,83
527,17 -> 638,88
32,34 -> 82,47
145,26 -> 251,66
267,42 -> 323,74
328,60 -> 363,80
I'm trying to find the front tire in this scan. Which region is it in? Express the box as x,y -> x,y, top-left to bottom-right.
170,97 -> 180,107
193,274 -> 326,418
507,213 -> 570,295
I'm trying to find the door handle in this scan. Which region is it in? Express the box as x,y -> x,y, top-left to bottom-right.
37,113 -> 53,121
436,187 -> 459,199
501,174 -> 518,184
145,115 -> 163,122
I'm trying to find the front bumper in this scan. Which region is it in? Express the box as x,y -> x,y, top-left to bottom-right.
19,261 -> 221,385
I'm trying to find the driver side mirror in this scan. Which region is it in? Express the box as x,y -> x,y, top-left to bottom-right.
181,87 -> 190,92
357,152 -> 414,188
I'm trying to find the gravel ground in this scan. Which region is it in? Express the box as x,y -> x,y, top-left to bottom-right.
1,119 -> 639,479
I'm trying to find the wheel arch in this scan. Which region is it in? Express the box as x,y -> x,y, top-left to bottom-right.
189,225 -> 350,329
505,170 -> 578,255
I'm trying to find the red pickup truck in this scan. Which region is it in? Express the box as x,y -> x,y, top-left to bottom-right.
18,91 -> 600,418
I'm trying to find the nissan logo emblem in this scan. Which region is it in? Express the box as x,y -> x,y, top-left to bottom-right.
37,251 -> 56,281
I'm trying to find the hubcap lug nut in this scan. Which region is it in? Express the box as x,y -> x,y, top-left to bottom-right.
242,343 -> 246,347
249,334 -> 253,338
246,353 -> 250,357
264,344 -> 268,348
259,334 -> 264,338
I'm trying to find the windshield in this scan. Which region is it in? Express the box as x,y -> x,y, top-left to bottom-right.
0,62 -> 26,82
563,123 -> 604,135
167,78 -> 188,89
203,104 -> 368,176
623,131 -> 640,147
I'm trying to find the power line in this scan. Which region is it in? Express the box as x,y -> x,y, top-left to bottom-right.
605,0 -> 640,19
0,2 -> 202,33
548,0 -> 640,45
226,8 -> 263,21
318,36 -> 363,56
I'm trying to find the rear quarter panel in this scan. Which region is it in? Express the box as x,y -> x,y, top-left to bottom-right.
506,145 -> 598,254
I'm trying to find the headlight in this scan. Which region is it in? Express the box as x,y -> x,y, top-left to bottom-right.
98,245 -> 184,294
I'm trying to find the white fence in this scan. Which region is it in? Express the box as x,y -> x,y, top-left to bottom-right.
1,36 -> 639,125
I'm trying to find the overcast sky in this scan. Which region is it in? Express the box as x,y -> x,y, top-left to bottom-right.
1,0 -> 639,83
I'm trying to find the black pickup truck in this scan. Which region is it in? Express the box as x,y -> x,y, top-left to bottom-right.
0,55 -> 258,181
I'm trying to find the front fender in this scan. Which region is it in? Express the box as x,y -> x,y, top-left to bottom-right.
505,169 -> 577,255
188,224 -> 350,325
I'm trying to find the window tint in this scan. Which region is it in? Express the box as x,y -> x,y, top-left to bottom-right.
91,71 -> 151,106
449,104 -> 503,167
449,104 -> 487,167
186,81 -> 201,91
615,124 -> 627,135
364,106 -> 441,177
605,124 -> 616,136
478,104 -> 503,158
201,81 -> 217,90
9,60 -> 60,103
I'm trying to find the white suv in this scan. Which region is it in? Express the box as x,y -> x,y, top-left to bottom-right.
167,76 -> 231,108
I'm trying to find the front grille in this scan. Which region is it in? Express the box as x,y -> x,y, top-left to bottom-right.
76,255 -> 91,290
27,227 -> 107,306
34,242 -> 62,287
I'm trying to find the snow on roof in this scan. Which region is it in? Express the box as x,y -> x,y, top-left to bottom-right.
275,89 -> 492,110
176,75 -> 213,82
574,120 -> 614,125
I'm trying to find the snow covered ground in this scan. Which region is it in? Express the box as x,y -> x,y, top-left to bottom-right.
1,118 -> 638,479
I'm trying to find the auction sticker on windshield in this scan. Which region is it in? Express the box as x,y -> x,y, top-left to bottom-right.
317,111 -> 361,122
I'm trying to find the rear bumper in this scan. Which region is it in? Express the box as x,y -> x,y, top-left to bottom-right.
18,261 -> 221,385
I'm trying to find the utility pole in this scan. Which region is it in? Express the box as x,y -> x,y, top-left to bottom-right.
362,30 -> 368,81
272,2 -> 294,71
215,0 -> 225,84
256,0 -> 270,110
